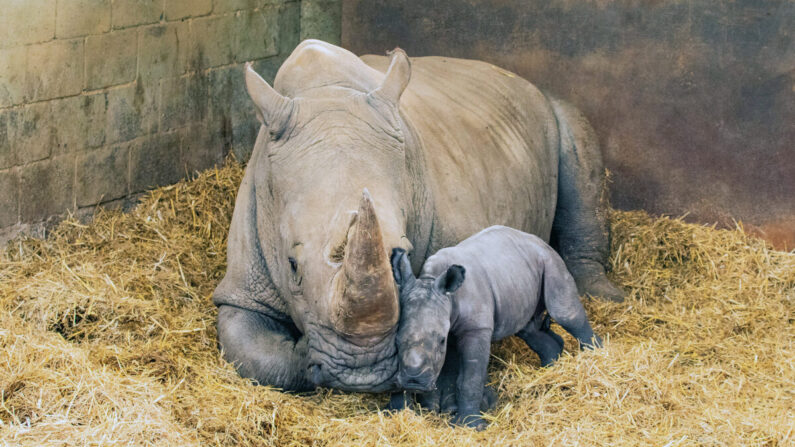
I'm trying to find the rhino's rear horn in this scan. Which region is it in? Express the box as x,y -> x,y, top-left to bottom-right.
333,189 -> 399,338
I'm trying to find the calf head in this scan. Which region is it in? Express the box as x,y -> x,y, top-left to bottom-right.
390,248 -> 465,392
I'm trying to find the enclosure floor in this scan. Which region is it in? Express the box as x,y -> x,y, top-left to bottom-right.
1,161 -> 793,446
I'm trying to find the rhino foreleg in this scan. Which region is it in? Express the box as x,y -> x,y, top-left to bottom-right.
549,98 -> 625,302
217,305 -> 313,391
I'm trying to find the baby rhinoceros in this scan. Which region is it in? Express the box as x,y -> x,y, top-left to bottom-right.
390,225 -> 602,429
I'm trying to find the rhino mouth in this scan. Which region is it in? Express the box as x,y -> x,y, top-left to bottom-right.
304,321 -> 399,392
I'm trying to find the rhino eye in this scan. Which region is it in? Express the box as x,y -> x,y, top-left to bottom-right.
439,336 -> 446,346
288,257 -> 298,274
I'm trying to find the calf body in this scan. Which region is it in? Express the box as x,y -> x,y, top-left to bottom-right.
391,225 -> 601,429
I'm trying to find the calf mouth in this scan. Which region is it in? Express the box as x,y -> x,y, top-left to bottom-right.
396,372 -> 437,392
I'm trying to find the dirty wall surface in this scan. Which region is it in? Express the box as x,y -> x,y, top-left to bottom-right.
342,0 -> 795,249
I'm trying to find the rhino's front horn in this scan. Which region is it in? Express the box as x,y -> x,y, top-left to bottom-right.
244,62 -> 292,127
333,189 -> 399,339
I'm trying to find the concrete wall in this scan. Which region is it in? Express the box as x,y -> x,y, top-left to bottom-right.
0,0 -> 341,242
342,0 -> 795,249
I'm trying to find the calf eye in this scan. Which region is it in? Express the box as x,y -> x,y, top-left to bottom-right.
439,337 -> 446,345
288,257 -> 298,274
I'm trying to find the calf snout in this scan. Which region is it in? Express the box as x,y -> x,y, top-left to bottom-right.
397,348 -> 435,391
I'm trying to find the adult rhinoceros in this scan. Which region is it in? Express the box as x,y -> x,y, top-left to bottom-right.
213,40 -> 623,393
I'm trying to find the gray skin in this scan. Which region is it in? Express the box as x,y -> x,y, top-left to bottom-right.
389,226 -> 602,429
212,40 -> 622,395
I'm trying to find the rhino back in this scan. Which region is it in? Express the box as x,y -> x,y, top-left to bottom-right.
362,55 -> 560,251
423,226 -> 548,340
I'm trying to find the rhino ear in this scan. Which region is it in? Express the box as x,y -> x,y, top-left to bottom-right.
245,62 -> 292,127
435,265 -> 465,295
391,248 -> 415,290
369,48 -> 411,106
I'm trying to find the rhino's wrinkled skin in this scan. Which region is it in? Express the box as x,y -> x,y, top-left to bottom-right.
389,226 -> 601,429
212,40 -> 623,393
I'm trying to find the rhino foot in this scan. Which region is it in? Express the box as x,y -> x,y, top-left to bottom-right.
568,261 -> 625,302
577,275 -> 625,302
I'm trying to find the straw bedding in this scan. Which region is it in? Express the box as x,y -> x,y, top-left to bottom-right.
1,160 -> 793,446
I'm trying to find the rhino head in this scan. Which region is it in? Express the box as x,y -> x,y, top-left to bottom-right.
243,45 -> 417,391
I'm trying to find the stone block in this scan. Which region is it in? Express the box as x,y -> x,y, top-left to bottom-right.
25,39 -> 84,102
6,102 -> 55,165
230,119 -> 258,161
112,0 -> 164,29
129,132 -> 182,192
0,0 -> 55,48
161,73 -> 210,131
0,112 -> 11,169
191,14 -> 236,69
299,0 -> 341,44
138,22 -> 189,81
0,46 -> 27,108
277,1 -> 301,55
56,0 -> 111,38
207,66 -> 236,123
214,0 -> 288,13
85,29 -> 137,90
50,94 -> 108,155
213,0 -> 256,13
18,155 -> 75,222
251,54 -> 285,83
105,83 -> 159,145
76,144 -> 129,206
0,169 -> 18,228
180,124 -> 226,175
164,0 -> 211,20
235,8 -> 279,62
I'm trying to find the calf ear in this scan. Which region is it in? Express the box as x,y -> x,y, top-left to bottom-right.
390,248 -> 414,289
436,265 -> 466,294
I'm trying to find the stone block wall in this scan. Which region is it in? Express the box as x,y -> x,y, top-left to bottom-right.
0,0 -> 341,242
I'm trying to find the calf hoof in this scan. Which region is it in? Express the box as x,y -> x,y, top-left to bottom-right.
417,390 -> 441,413
452,413 -> 488,431
480,386 -> 498,412
440,392 -> 457,415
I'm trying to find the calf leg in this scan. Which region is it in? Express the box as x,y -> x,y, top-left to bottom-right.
216,305 -> 313,391
438,342 -> 496,415
438,341 -> 460,414
387,392 -> 413,411
542,255 -> 603,350
540,313 -> 565,351
517,328 -> 564,367
549,98 -> 624,302
453,329 -> 492,430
